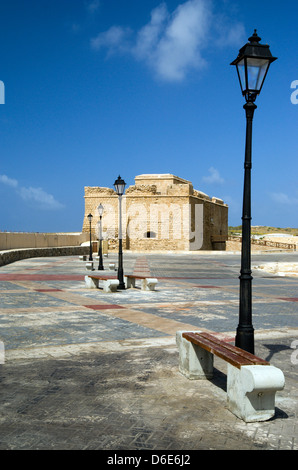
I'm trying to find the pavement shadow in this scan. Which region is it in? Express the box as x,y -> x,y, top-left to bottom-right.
263,343 -> 292,362
274,407 -> 289,419
210,367 -> 227,392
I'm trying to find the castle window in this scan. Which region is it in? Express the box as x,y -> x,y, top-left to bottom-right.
145,231 -> 156,239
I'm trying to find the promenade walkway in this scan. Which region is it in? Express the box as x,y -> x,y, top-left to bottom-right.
0,251 -> 297,451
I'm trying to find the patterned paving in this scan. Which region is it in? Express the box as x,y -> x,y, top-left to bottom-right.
0,252 -> 297,450
0,252 -> 297,353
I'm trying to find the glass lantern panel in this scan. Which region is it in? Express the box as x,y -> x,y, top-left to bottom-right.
236,58 -> 246,92
115,184 -> 125,195
246,58 -> 270,92
98,204 -> 104,216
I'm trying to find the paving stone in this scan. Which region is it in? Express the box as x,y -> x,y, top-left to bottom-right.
0,252 -> 297,451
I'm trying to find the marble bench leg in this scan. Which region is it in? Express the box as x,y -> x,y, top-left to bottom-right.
176,331 -> 213,380
141,278 -> 158,291
85,261 -> 94,271
125,277 -> 135,288
227,364 -> 285,422
103,279 -> 119,293
85,276 -> 99,289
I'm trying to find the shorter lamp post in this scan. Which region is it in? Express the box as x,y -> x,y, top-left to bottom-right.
231,30 -> 277,354
97,203 -> 104,270
114,175 -> 126,289
87,213 -> 93,261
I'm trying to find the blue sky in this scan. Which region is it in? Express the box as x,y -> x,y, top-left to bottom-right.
0,0 -> 297,232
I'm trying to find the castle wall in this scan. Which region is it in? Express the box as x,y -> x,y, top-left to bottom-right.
82,174 -> 228,252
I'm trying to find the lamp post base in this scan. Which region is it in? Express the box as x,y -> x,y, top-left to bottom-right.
98,254 -> 104,270
117,273 -> 126,290
235,326 -> 255,355
117,237 -> 125,289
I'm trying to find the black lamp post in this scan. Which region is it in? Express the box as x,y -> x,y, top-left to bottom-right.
114,175 -> 126,289
87,213 -> 93,261
97,203 -> 104,270
231,30 -> 277,353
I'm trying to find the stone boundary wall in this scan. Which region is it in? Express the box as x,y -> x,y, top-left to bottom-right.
0,246 -> 90,267
0,232 -> 89,251
228,236 -> 296,251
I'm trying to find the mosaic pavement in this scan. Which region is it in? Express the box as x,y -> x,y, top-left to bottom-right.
0,252 -> 297,451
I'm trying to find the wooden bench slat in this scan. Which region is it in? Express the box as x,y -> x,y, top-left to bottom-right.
88,275 -> 117,280
199,332 -> 269,366
126,274 -> 146,280
182,332 -> 269,369
182,332 -> 252,368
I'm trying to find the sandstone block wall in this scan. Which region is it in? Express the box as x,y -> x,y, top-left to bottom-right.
82,174 -> 228,252
0,232 -> 89,251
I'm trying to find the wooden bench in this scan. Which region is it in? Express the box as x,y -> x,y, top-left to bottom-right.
176,331 -> 285,423
124,274 -> 158,291
85,275 -> 119,293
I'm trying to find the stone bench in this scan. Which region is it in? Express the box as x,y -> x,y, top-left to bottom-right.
85,275 -> 119,293
176,331 -> 285,423
124,274 -> 158,291
85,261 -> 94,271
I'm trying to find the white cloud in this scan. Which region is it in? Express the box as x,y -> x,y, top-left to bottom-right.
223,23 -> 246,46
0,173 -> 64,210
133,4 -> 168,61
91,0 -> 245,82
134,0 -> 210,81
91,26 -> 132,53
202,167 -> 225,184
87,0 -> 101,14
212,12 -> 246,47
18,186 -> 64,210
270,192 -> 298,205
0,174 -> 18,188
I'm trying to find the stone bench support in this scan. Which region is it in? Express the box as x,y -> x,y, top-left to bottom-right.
125,276 -> 158,291
227,363 -> 285,423
176,330 -> 213,380
85,261 -> 94,271
176,330 -> 285,423
85,276 -> 119,293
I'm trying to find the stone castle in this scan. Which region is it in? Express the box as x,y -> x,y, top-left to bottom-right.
82,174 -> 228,251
